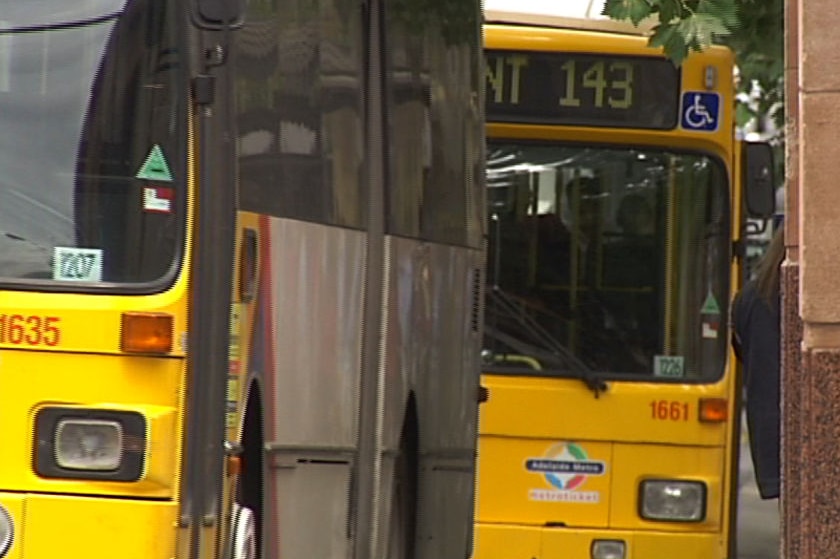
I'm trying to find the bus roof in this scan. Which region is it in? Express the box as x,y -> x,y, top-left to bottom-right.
483,0 -> 657,36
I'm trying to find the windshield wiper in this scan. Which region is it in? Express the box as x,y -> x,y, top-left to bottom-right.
0,11 -> 122,34
486,286 -> 608,397
484,325 -> 607,397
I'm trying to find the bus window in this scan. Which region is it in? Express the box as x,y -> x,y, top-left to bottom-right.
485,143 -> 730,379
0,0 -> 185,286
383,7 -> 482,247
236,0 -> 367,229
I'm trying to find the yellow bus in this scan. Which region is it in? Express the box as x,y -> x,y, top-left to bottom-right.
475,5 -> 774,559
0,1 -> 484,558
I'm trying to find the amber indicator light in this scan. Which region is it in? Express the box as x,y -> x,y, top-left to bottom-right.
698,398 -> 728,423
227,455 -> 242,477
121,312 -> 173,354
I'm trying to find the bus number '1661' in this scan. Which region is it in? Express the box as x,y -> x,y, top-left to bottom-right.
650,400 -> 689,421
0,314 -> 61,346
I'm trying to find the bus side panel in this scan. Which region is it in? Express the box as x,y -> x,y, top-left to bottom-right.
258,217 -> 365,558
262,218 -> 364,447
415,243 -> 483,559
379,237 -> 483,558
268,459 -> 353,558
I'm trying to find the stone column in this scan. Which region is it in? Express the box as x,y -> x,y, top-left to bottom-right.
780,0 -> 801,556
786,0 -> 840,555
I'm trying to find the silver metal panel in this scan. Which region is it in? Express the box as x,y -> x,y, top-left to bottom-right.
380,236 -> 482,447
264,218 -> 365,447
376,235 -> 484,558
269,459 -> 353,559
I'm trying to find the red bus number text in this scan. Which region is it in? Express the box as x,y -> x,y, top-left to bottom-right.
650,400 -> 689,422
0,314 -> 62,347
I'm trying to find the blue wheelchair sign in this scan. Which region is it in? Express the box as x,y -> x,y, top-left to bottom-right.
681,92 -> 720,132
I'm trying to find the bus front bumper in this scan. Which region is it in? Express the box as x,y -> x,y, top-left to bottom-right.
474,522 -> 726,559
0,492 -> 178,559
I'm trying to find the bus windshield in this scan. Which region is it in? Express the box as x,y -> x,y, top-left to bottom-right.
484,142 -> 730,382
0,0 -> 184,287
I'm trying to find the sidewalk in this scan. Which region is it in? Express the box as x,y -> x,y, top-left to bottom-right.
737,415 -> 780,559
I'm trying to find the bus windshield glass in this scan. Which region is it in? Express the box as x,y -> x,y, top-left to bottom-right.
484,142 -> 730,382
0,0 -> 184,287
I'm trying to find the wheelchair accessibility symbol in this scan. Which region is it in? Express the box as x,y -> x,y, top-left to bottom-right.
681,92 -> 720,132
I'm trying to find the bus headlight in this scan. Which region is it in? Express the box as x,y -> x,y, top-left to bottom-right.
56,419 -> 123,470
34,408 -> 146,481
639,480 -> 706,522
0,505 -> 13,558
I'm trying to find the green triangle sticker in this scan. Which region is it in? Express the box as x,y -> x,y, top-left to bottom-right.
136,144 -> 173,182
701,291 -> 721,315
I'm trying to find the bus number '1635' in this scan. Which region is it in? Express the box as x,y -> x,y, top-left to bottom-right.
0,314 -> 61,346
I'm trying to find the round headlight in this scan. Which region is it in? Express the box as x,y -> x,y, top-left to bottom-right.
0,504 -> 14,558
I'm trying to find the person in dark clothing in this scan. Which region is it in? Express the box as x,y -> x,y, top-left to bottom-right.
731,223 -> 784,500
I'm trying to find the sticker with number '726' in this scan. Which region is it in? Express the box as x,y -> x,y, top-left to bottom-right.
654,355 -> 685,378
53,247 -> 103,282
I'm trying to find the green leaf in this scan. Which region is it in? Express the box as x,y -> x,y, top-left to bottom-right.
607,0 -> 785,159
601,0 -> 653,25
659,0 -> 682,23
648,21 -> 676,48
678,13 -> 730,49
649,22 -> 689,65
697,0 -> 738,28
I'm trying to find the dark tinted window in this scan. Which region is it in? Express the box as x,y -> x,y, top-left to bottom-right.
236,0 -> 366,228
383,1 -> 483,247
484,143 -> 730,382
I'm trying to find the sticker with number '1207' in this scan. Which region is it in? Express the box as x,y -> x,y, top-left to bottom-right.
53,247 -> 103,282
0,314 -> 61,346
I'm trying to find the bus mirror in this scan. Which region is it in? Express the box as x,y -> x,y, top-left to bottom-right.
194,0 -> 244,28
742,142 -> 775,219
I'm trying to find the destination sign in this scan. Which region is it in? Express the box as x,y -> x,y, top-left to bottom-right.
486,50 -> 680,130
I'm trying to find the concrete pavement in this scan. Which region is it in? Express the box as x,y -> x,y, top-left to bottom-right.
737,418 -> 780,559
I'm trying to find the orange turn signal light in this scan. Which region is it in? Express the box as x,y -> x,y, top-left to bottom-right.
121,312 -> 173,354
698,398 -> 728,423
227,455 -> 242,477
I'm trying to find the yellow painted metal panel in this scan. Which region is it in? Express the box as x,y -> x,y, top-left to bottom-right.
609,443 -> 724,530
541,527 -> 725,559
22,494 -> 178,559
0,351 -> 184,499
477,437 -> 612,526
631,530 -> 726,559
473,523 -> 541,559
476,525 -> 726,559
0,281 -> 189,357
541,527 -> 632,558
479,374 -> 730,446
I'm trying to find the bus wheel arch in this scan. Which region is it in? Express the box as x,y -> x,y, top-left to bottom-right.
233,381 -> 264,559
388,392 -> 419,559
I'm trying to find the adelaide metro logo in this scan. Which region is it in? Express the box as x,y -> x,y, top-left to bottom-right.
525,442 -> 606,502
